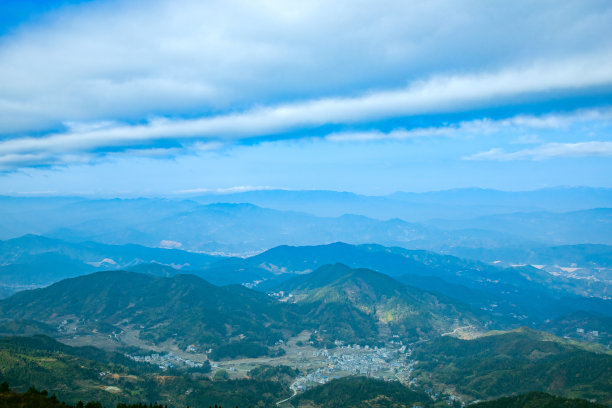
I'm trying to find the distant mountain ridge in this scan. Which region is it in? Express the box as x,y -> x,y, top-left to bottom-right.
188,186 -> 612,219
2,190 -> 611,254
0,234 -> 222,298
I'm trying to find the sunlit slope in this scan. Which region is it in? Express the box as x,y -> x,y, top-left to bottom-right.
277,264 -> 488,343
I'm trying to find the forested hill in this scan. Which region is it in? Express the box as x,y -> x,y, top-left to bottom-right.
277,263 -> 487,343
412,328 -> 612,405
471,391 -> 609,408
1,381 -> 608,408
0,271 -> 298,356
0,265 -> 492,349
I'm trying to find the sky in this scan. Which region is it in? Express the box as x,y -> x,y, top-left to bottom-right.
0,0 -> 611,196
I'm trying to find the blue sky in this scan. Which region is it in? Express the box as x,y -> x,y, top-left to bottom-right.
0,0 -> 611,195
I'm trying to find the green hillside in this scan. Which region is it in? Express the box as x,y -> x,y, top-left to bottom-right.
0,266 -> 491,350
1,335 -> 610,408
291,376 -> 432,408
0,335 -> 155,406
0,335 -> 289,407
252,243 -> 612,326
0,271 -> 298,357
278,264 -> 487,344
471,391 -> 608,408
412,328 -> 612,405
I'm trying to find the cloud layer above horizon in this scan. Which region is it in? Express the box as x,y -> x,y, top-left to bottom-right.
0,0 -> 611,193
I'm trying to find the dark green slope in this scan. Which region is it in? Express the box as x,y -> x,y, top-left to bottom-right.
291,378 -> 609,408
0,335 -> 155,406
471,391 -> 608,408
0,336 -> 289,407
0,385 -> 98,408
278,264 -> 487,343
292,376 -> 432,408
412,328 -> 612,405
0,320 -> 55,337
0,271 -> 298,354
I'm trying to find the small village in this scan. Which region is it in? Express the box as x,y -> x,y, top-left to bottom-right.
289,342 -> 414,390
127,351 -> 206,370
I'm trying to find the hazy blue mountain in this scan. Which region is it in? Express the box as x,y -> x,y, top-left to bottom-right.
0,234 -> 220,268
188,187 -> 612,221
539,311 -> 612,347
447,244 -> 612,268
191,257 -> 278,286
427,208 -> 612,245
0,234 -> 223,298
391,187 -> 612,211
3,194 -> 609,255
0,252 -> 95,285
0,319 -> 55,337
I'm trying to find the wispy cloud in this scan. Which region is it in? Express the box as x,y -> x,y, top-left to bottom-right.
325,107 -> 612,143
464,141 -> 612,161
1,0 -> 611,132
173,186 -> 277,195
2,57 -> 612,170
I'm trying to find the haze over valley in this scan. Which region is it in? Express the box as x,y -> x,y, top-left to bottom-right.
1,0 -> 612,407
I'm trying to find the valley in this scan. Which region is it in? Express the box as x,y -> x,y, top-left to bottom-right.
0,190 -> 611,407
2,1 -> 612,405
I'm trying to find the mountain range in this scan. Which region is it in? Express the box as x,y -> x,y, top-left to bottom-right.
1,237 -> 610,335
2,188 -> 611,255
0,263 -> 493,353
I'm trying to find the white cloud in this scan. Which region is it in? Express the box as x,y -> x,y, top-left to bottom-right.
324,107 -> 612,143
0,0 -> 611,170
159,240 -> 182,249
464,141 -> 612,161
1,59 -> 612,169
0,0 -> 611,135
172,185 -> 276,195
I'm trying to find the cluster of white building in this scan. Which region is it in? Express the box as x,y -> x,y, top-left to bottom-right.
127,352 -> 205,370
291,343 -> 413,391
